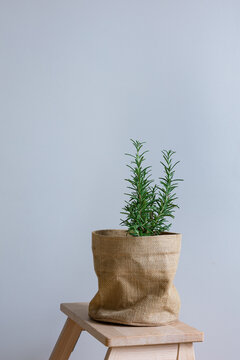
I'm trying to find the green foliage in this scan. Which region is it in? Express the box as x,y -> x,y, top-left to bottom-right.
120,140 -> 183,236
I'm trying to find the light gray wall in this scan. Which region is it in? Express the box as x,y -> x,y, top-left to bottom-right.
1,1 -> 240,359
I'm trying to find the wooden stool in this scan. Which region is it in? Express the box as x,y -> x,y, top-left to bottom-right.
49,302 -> 204,360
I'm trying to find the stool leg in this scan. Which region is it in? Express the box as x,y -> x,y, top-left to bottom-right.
104,344 -> 178,360
49,317 -> 82,360
177,343 -> 195,360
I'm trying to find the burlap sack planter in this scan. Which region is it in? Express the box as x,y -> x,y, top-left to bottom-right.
89,229 -> 181,326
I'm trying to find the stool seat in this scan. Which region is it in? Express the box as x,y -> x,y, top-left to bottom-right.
61,302 -> 203,347
49,302 -> 204,360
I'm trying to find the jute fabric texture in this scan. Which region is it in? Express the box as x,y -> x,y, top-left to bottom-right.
89,230 -> 181,326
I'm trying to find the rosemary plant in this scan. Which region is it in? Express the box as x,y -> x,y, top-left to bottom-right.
120,140 -> 183,236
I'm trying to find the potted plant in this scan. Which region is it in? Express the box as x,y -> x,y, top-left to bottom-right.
89,140 -> 183,326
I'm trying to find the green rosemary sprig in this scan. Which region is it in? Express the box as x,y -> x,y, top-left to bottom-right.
120,140 -> 155,236
154,150 -> 183,233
